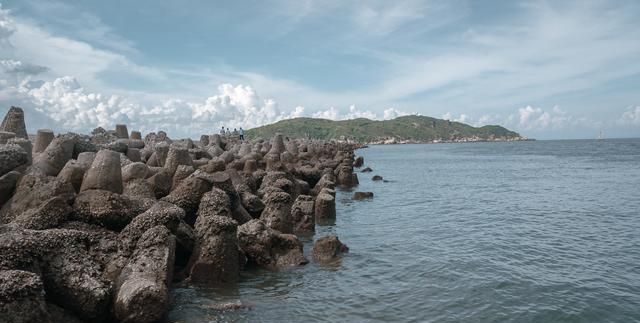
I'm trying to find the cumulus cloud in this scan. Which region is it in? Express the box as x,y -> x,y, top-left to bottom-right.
619,106 -> 640,126
0,4 -> 15,41
383,107 -> 408,119
312,104 -> 409,121
9,77 -> 303,136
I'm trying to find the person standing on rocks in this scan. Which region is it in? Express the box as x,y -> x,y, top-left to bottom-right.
225,128 -> 231,136
220,127 -> 226,135
239,127 -> 245,141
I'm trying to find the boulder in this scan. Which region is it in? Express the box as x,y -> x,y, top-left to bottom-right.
312,235 -> 349,263
372,175 -> 383,181
237,219 -> 308,270
361,167 -> 372,173
7,138 -> 32,165
0,270 -> 51,323
243,159 -> 258,173
72,137 -> 99,158
114,226 -> 175,323
352,191 -> 374,200
353,156 -> 364,168
80,149 -> 123,194
267,134 -> 286,156
126,147 -> 141,162
199,134 -> 209,147
311,173 -> 335,196
118,201 -> 183,257
0,171 -> 20,207
76,152 -> 96,169
0,131 -> 15,144
290,195 -> 315,234
40,236 -> 112,320
211,171 -> 240,208
315,188 -> 336,221
0,174 -> 75,225
11,197 -> 72,230
160,171 -> 213,224
260,191 -> 293,234
130,131 -> 142,140
259,171 -> 299,198
122,162 -> 149,183
123,179 -> 156,199
187,213 -> 240,284
56,160 -> 85,192
0,106 -> 28,139
336,165 -> 356,187
197,188 -> 232,219
164,145 -> 193,176
147,169 -> 172,199
0,144 -> 28,177
102,139 -> 128,154
30,136 -> 76,176
73,189 -> 151,230
171,165 -> 194,190
115,124 -> 129,139
239,190 -> 264,217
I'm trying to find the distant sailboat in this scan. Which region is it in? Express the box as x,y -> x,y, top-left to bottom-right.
598,130 -> 604,140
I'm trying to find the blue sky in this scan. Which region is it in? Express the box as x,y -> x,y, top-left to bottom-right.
0,0 -> 639,139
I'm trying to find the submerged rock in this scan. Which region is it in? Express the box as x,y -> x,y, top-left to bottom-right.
352,191 -> 374,200
312,235 -> 349,263
237,219 -> 308,270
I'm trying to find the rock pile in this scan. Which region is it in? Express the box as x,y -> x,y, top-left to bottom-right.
0,106 -> 361,323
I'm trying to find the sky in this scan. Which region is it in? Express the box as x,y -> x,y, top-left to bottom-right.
0,0 -> 639,139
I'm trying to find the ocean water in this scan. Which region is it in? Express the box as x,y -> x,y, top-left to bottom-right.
169,139 -> 640,323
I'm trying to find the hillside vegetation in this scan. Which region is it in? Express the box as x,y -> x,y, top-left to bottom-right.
245,115 -> 522,143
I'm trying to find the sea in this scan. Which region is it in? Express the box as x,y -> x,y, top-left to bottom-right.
169,139 -> 640,323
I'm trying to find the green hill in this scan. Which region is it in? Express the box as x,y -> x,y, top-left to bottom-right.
245,115 -> 523,143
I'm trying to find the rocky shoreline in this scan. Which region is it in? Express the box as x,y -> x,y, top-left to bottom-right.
0,106 -> 366,323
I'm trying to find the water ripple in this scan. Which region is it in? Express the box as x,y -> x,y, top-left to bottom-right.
170,140 -> 640,322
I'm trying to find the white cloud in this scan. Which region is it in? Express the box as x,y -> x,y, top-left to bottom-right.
619,106 -> 640,126
311,105 -> 409,121
442,112 -> 471,124
383,107 -> 408,120
11,77 -> 307,136
0,4 -> 15,41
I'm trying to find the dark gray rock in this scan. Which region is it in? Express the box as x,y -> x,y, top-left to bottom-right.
312,235 -> 349,263
0,270 -> 52,323
31,136 -> 76,176
187,213 -> 240,284
114,226 -> 175,323
291,195 -> 315,234
80,149 -> 123,194
0,144 -> 28,177
0,171 -> 20,207
315,188 -> 336,221
260,191 -> 293,234
0,174 -> 75,225
352,191 -> 374,200
0,106 -> 28,139
73,189 -> 151,230
237,219 -> 308,270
